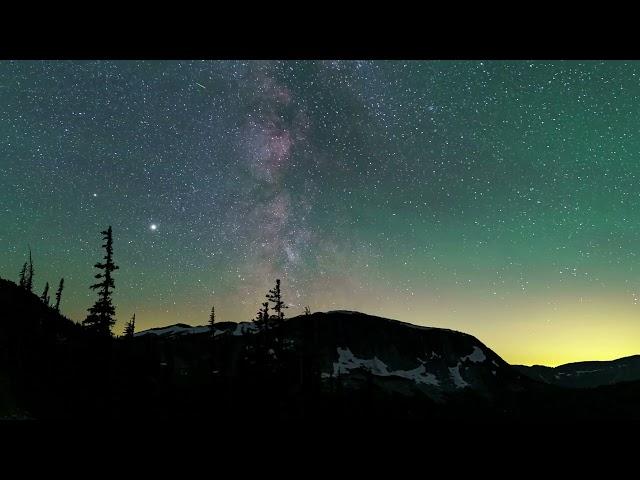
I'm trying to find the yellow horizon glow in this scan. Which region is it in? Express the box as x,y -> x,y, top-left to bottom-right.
67,287 -> 640,368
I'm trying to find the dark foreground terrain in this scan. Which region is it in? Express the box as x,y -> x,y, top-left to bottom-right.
2,277 -> 640,421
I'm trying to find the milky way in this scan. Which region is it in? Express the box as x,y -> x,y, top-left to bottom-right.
2,60 -> 640,365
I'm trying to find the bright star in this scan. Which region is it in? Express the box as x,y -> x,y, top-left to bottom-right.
150,224 -> 157,231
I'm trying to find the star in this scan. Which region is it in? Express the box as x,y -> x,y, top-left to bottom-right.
150,224 -> 157,231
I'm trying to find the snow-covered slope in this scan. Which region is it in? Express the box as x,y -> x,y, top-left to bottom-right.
135,323 -> 210,337
327,346 -> 440,386
135,321 -> 258,338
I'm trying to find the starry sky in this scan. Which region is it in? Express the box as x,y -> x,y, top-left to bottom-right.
2,60 -> 640,366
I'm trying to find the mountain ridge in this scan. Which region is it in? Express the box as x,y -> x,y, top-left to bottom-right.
514,354 -> 640,388
136,312 -> 640,391
134,310 -> 532,400
4,276 -> 640,419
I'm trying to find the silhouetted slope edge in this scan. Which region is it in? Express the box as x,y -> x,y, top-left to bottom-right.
0,277 -> 83,419
137,310 -> 536,400
515,355 -> 640,388
6,275 -> 640,420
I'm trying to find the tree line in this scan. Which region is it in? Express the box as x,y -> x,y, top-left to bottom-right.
16,225 -> 303,348
15,226 -> 132,337
9,224 -> 327,419
18,246 -> 65,313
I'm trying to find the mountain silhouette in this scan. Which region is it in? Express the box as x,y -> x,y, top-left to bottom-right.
4,276 -> 640,420
514,355 -> 640,388
137,310 -> 535,401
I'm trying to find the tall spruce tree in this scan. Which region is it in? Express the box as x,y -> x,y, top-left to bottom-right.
250,301 -> 272,372
83,226 -> 119,336
208,305 -> 217,375
54,278 -> 64,312
40,282 -> 50,305
208,305 -> 216,337
123,313 -> 135,338
266,278 -> 287,325
25,247 -> 34,293
253,301 -> 270,332
18,262 -> 27,288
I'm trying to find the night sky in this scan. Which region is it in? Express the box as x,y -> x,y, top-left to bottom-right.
2,60 -> 640,366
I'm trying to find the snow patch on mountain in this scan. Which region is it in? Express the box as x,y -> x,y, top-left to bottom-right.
137,321 -> 260,338
392,364 -> 440,386
232,322 -> 259,336
135,324 -> 211,337
449,363 -> 469,388
461,346 -> 486,363
333,347 -> 389,376
329,347 -> 439,386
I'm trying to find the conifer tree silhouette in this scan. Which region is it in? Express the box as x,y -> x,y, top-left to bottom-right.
208,305 -> 216,337
25,247 -> 34,293
40,282 -> 50,305
253,301 -> 270,332
208,305 -> 218,375
266,279 -> 287,326
54,278 -> 64,312
263,279 -> 290,369
18,262 -> 27,289
123,313 -> 135,338
83,226 -> 119,336
249,301 -> 273,374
